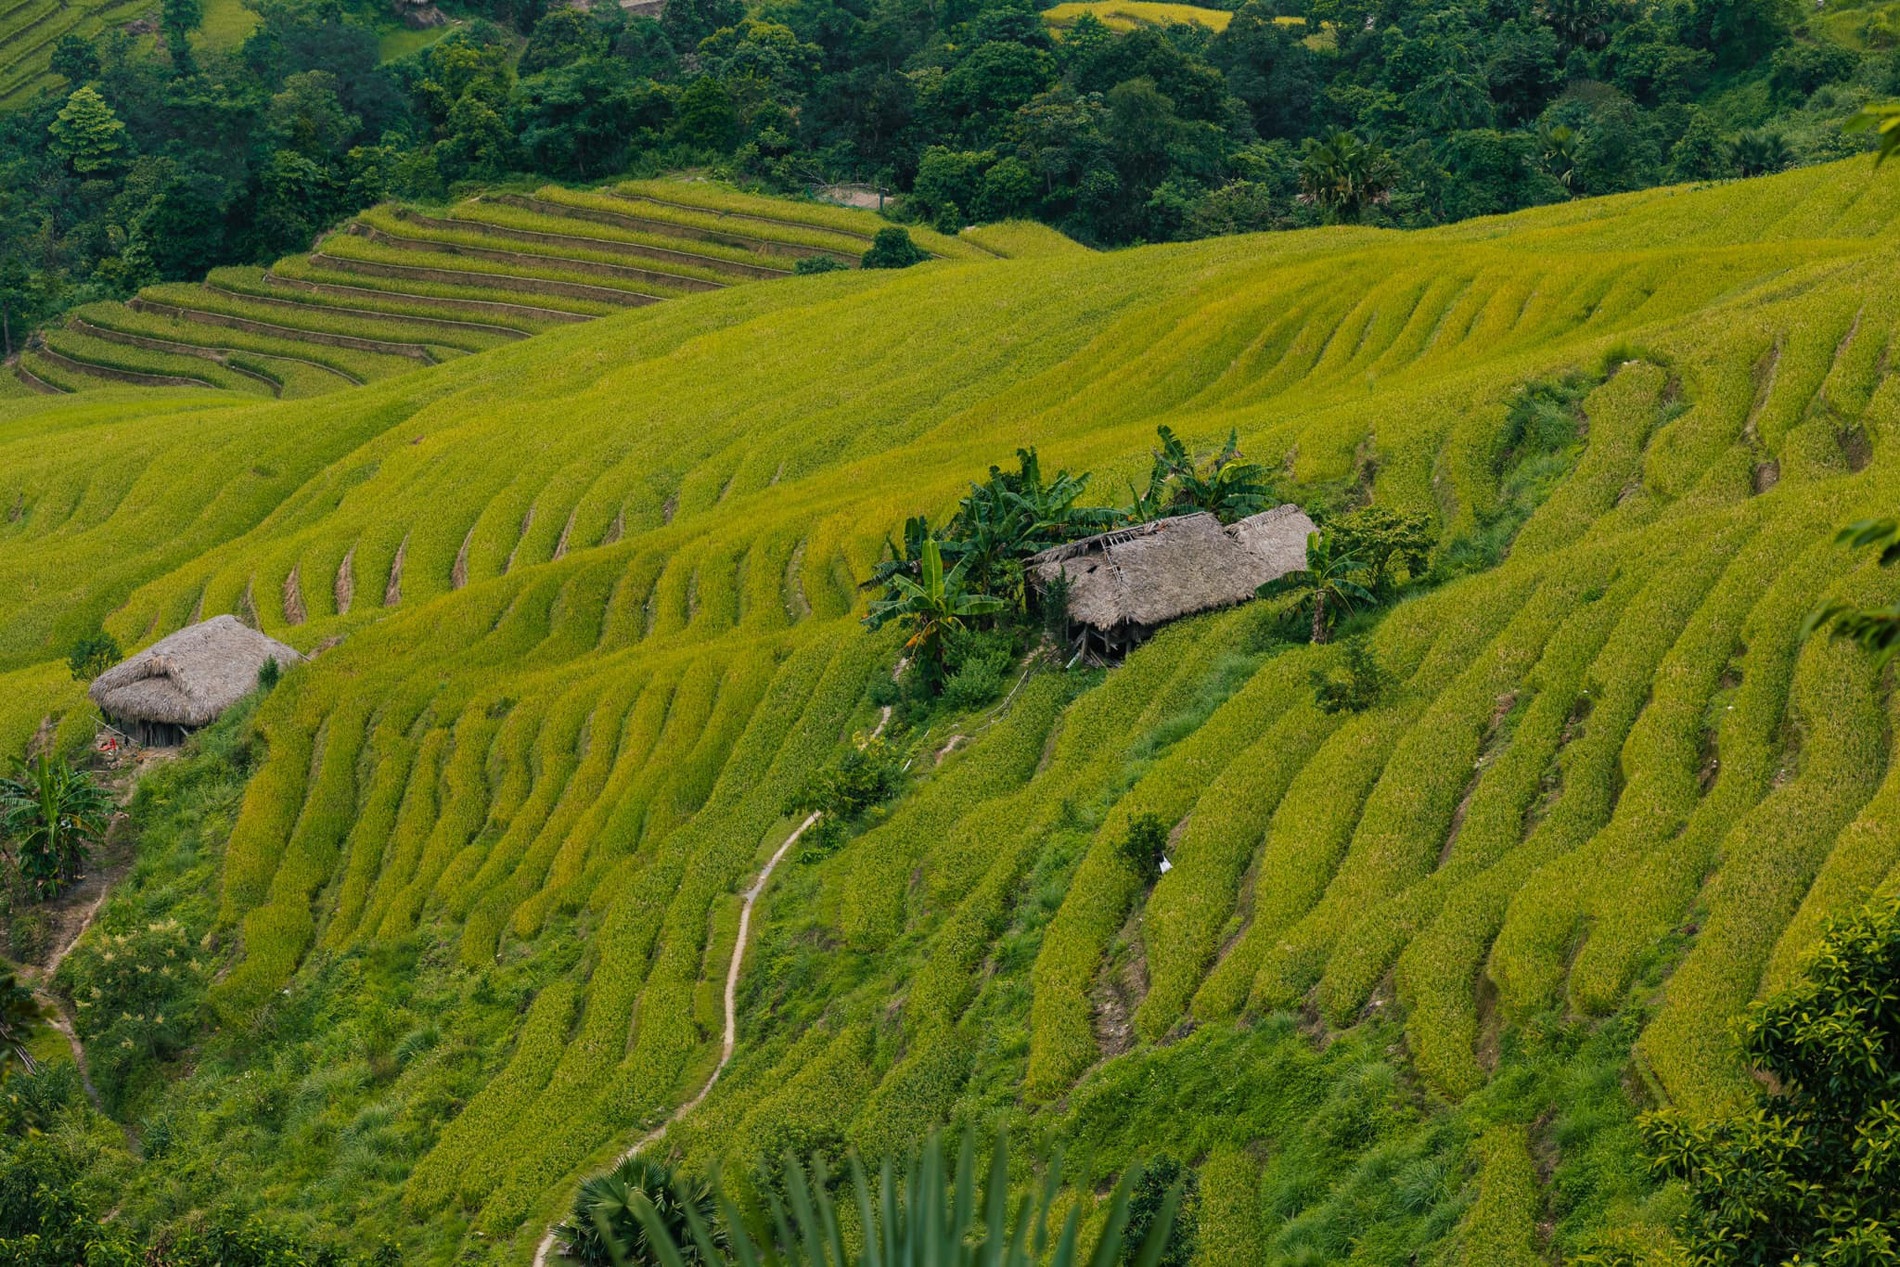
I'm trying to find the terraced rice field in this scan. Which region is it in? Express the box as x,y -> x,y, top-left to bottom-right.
0,0 -> 157,108
15,159 -> 1900,1261
14,180 -> 989,397
1042,0 -> 1236,31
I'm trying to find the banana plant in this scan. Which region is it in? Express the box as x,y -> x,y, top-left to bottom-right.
1258,531 -> 1374,645
862,536 -> 1003,675
0,753 -> 110,901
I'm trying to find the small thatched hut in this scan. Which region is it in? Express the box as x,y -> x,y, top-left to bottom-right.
1029,505 -> 1318,657
88,616 -> 303,746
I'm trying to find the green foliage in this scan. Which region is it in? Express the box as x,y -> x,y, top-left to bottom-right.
942,628 -> 1016,710
1310,638 -> 1388,715
1438,371 -> 1592,576
604,1133 -> 1178,1267
0,755 -> 109,901
46,85 -> 124,176
66,631 -> 120,682
1636,894 -> 1900,1266
1330,507 -> 1436,596
864,537 -> 1005,679
0,971 -> 36,1082
1298,130 -> 1400,224
1804,518 -> 1900,666
57,917 -> 209,1112
1257,532 -> 1374,644
1129,427 -> 1270,525
558,1155 -> 724,1265
257,656 -> 282,691
1118,812 -> 1169,883
860,229 -> 927,270
793,256 -> 847,276
785,739 -> 902,824
1121,1155 -> 1198,1267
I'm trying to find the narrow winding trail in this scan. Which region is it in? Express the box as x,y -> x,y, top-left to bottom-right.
26,846 -> 121,1114
530,809 -> 824,1267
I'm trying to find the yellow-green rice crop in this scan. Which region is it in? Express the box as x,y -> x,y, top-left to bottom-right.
21,156 -> 1900,1263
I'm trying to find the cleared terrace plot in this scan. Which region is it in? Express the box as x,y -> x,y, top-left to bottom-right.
15,180 -> 983,397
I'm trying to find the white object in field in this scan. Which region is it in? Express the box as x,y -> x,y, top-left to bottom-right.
1159,857 -> 1173,874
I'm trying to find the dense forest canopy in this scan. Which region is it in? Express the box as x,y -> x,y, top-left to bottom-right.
0,0 -> 1891,345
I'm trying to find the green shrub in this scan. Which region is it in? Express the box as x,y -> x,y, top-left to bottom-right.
66,631 -> 120,682
1118,813 -> 1170,883
1310,638 -> 1388,714
1633,894 -> 1900,1266
860,228 -> 927,269
786,739 -> 901,826
794,256 -> 848,276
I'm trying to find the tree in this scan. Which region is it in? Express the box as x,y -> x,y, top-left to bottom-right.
1258,531 -> 1374,644
265,70 -> 360,160
49,33 -> 100,84
861,227 -> 927,268
1330,505 -> 1435,594
67,632 -> 121,682
1670,107 -> 1727,180
1730,127 -> 1791,177
161,0 -> 204,75
0,755 -> 111,902
863,536 -> 1003,680
1119,813 -> 1170,882
1633,894 -> 1900,1265
518,7 -> 606,75
47,85 -> 126,176
1298,129 -> 1398,223
940,447 -> 1116,610
1310,637 -> 1388,713
557,1155 -> 725,1266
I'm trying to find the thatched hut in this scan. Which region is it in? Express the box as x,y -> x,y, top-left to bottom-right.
88,616 -> 303,746
1029,505 -> 1318,658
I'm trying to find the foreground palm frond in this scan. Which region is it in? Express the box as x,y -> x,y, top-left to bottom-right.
596,1135 -> 1177,1267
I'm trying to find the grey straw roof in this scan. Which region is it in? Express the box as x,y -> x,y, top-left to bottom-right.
1029,505 -> 1318,632
88,615 -> 303,727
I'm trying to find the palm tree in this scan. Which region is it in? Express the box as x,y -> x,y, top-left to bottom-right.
1730,128 -> 1791,178
0,754 -> 111,901
1297,129 -> 1399,224
597,1133 -> 1180,1267
1258,532 -> 1374,644
558,1155 -> 724,1266
863,537 -> 1004,677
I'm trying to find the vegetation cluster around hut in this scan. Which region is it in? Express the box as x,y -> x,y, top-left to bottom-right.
8,155 -> 1900,1264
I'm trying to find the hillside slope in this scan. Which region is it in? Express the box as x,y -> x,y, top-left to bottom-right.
10,158 -> 1900,1261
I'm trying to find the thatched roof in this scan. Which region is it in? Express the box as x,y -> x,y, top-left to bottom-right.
1029,505 -> 1318,632
88,616 -> 303,727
